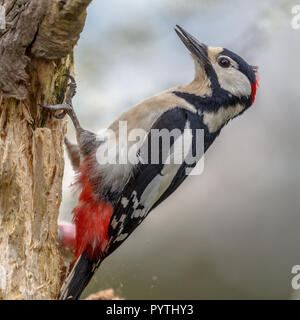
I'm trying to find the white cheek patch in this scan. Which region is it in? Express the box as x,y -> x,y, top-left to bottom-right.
203,104 -> 245,133
215,64 -> 251,98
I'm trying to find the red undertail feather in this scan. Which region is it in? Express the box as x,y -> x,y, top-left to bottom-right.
73,159 -> 113,260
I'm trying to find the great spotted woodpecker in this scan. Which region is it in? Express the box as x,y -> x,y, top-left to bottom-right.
41,25 -> 258,299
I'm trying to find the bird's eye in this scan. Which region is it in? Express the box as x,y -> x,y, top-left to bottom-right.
218,57 -> 231,68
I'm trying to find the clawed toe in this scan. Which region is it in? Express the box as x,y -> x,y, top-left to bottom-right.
64,74 -> 76,84
39,103 -> 72,119
39,74 -> 82,131
54,111 -> 67,119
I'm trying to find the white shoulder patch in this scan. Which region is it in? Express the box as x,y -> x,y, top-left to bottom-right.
128,121 -> 194,218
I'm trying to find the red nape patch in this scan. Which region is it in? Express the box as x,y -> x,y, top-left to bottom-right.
73,161 -> 113,260
251,77 -> 259,105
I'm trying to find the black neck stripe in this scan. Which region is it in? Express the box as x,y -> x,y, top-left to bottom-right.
173,90 -> 252,113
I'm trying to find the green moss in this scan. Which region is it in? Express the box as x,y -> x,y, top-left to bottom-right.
53,69 -> 71,104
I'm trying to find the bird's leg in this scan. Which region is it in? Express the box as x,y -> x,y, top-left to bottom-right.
40,74 -> 98,156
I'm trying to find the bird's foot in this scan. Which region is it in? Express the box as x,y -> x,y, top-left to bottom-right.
39,74 -> 77,119
39,74 -> 82,131
39,103 -> 73,119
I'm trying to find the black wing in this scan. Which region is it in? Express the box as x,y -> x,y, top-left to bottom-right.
106,106 -> 204,256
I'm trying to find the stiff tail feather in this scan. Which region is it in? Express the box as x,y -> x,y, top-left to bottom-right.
59,252 -> 100,300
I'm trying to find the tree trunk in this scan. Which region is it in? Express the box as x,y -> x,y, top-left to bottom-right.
0,0 -> 91,300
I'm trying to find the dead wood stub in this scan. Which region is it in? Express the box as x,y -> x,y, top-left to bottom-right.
0,0 -> 92,299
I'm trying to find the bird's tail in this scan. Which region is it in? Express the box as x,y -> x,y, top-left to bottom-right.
58,252 -> 100,300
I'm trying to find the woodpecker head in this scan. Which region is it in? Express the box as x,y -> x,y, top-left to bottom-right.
175,25 -> 258,111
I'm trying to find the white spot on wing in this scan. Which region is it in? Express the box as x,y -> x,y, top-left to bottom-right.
131,190 -> 139,209
111,217 -> 118,229
132,208 -> 146,218
121,197 -> 129,208
115,233 -> 128,242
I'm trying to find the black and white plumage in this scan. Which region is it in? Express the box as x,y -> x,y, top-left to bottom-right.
41,25 -> 258,299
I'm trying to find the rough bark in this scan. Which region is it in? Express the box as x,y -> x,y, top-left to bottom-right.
85,289 -> 123,300
0,0 -> 91,300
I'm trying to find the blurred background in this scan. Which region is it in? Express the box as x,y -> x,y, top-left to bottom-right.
59,0 -> 300,299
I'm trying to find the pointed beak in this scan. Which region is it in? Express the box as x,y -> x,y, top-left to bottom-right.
175,25 -> 209,65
